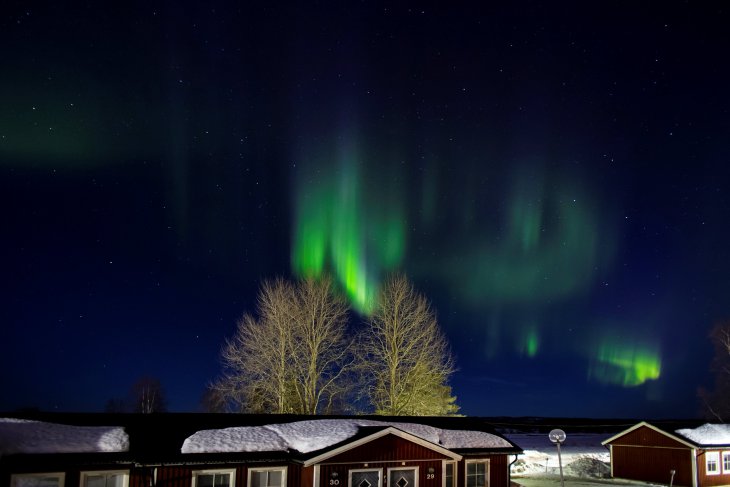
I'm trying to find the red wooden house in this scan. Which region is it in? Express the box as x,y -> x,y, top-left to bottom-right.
602,421 -> 730,487
0,415 -> 522,487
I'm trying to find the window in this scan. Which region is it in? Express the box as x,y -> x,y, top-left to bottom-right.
193,469 -> 236,487
249,467 -> 286,487
11,473 -> 65,487
706,451 -> 720,475
80,471 -> 129,487
443,462 -> 455,487
465,461 -> 488,487
723,451 -> 730,474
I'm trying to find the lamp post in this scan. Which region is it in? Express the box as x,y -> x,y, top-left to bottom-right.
548,429 -> 567,487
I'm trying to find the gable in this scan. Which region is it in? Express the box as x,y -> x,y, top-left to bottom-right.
304,428 -> 460,467
325,433 -> 453,464
603,423 -> 693,449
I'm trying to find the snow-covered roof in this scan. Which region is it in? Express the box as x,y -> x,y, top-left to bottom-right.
182,419 -> 512,454
675,423 -> 730,446
0,418 -> 129,454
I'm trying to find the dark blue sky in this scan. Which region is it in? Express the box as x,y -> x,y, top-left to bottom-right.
2,1 -> 729,418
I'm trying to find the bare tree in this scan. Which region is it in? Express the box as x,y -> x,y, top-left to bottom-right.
214,276 -> 354,414
290,277 -> 353,414
200,385 -> 228,413
130,377 -> 167,413
360,275 -> 459,416
700,321 -> 730,422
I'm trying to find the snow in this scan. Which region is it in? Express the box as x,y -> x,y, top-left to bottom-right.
676,423 -> 730,446
181,419 -> 512,454
0,418 -> 129,454
505,433 -> 610,478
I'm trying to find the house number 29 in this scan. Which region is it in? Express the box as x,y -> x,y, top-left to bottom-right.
426,474 -> 435,480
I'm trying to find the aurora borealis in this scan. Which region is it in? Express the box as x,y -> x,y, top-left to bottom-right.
2,2 -> 730,418
292,137 -> 406,313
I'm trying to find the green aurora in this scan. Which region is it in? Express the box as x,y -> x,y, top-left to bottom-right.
291,144 -> 661,387
588,336 -> 662,386
291,146 -> 405,314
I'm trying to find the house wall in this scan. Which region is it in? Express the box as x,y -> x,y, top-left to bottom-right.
153,464 -> 305,487
697,449 -> 730,487
456,456 -> 508,487
606,425 -> 696,487
317,436 -> 511,487
1,462 -> 139,487
318,435 -> 450,487
610,445 -> 693,487
318,460 -> 445,487
486,455 -> 509,487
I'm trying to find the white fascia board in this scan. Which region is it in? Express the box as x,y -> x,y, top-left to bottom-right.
601,421 -> 697,449
303,427 -> 462,467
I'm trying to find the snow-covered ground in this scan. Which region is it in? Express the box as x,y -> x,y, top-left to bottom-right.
505,433 -> 611,479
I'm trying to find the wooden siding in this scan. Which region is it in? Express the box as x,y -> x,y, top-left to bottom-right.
324,435 -> 451,464
608,425 -> 688,449
612,445 -> 693,487
130,468 -> 153,487
154,466 -> 193,487
487,455 -> 508,487
697,450 -> 730,487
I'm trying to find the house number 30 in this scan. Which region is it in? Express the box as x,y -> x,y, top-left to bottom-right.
329,480 -> 340,485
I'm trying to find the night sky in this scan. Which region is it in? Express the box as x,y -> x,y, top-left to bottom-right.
2,2 -> 729,419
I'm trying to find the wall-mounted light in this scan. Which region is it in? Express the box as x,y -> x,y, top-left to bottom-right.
331,473 -> 339,480
427,468 -> 435,475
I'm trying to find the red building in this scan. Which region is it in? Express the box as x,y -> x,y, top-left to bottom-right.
0,415 -> 522,487
602,421 -> 730,487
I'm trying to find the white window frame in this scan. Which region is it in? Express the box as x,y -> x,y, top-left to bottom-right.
11,473 -> 65,487
80,470 -> 129,487
442,461 -> 456,487
387,467 -> 418,487
348,468 -> 382,487
192,469 -> 237,487
706,451 -> 720,476
248,467 -> 287,487
723,451 -> 730,474
465,460 -> 489,487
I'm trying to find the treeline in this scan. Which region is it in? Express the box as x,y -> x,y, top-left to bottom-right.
206,274 -> 459,416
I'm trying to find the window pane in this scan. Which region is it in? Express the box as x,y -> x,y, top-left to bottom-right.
445,464 -> 454,487
198,475 -> 215,487
252,472 -> 266,487
85,476 -> 105,487
15,477 -> 62,487
107,475 -> 126,487
723,452 -> 730,472
707,453 -> 719,474
267,471 -> 282,487
466,463 -> 486,487
216,474 -> 231,487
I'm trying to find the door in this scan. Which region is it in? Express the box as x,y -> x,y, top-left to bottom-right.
388,468 -> 418,487
349,469 -> 382,487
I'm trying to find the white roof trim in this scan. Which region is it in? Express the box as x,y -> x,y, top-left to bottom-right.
303,426 -> 462,467
601,421 -> 696,449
